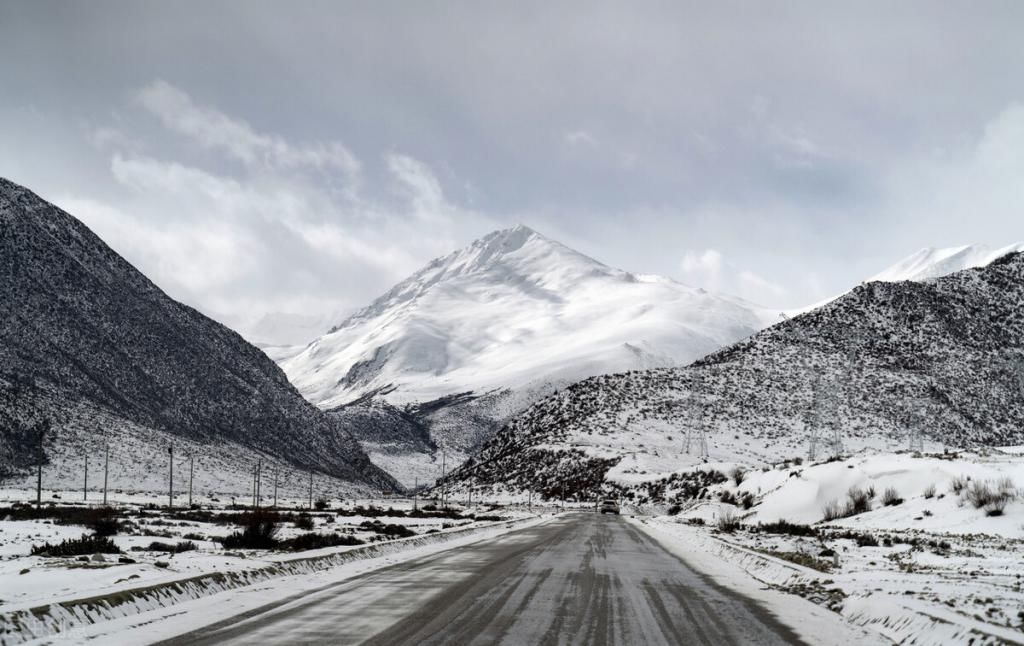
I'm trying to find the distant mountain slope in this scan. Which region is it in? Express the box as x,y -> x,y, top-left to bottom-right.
444,253 -> 1024,499
0,177 -> 397,492
869,243 -> 1024,283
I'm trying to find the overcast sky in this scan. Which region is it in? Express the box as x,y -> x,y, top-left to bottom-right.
2,2 -> 1023,344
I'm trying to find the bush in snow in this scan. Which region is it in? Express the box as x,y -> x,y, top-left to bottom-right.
756,519 -> 817,537
716,507 -> 741,533
846,486 -> 872,515
146,540 -> 197,553
881,487 -> 904,506
923,483 -> 937,499
221,511 -> 281,549
730,467 -> 747,486
293,513 -> 315,531
822,499 -> 844,522
950,475 -> 969,495
31,534 -> 121,557
964,478 -> 1017,516
279,533 -> 364,551
84,507 -> 121,537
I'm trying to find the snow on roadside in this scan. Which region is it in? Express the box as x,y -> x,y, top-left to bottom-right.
630,517 -> 883,646
630,449 -> 1024,645
16,514 -> 558,646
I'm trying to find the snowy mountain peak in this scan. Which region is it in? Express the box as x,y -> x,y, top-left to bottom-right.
330,225 -> 611,333
421,224 -> 608,281
870,243 -> 1024,283
284,226 -> 777,409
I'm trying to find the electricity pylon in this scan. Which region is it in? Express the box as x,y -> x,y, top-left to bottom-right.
683,393 -> 709,459
907,385 -> 932,453
907,415 -> 925,452
782,313 -> 838,461
806,368 -> 824,461
667,394 -> 708,460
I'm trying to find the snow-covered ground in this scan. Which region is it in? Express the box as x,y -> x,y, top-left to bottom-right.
628,448 -> 1024,645
0,493 -> 540,640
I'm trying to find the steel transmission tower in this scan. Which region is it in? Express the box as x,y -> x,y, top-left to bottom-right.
907,382 -> 933,453
806,368 -> 824,461
782,313 -> 836,461
683,393 -> 709,459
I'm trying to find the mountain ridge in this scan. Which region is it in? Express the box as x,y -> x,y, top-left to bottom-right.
0,177 -> 397,492
442,251 -> 1024,500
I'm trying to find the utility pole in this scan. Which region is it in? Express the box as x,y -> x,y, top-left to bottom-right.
413,477 -> 418,511
36,420 -> 47,510
188,455 -> 194,507
167,445 -> 174,510
102,442 -> 109,506
255,459 -> 262,509
441,451 -> 447,509
83,453 -> 88,501
308,470 -> 313,510
273,469 -> 278,509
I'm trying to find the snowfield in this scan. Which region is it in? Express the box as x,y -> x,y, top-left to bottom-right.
0,493 -> 545,644
625,448 -> 1024,645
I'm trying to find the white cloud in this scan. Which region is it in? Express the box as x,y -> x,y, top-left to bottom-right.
50,81 -> 487,344
135,80 -> 361,180
387,153 -> 451,222
882,103 -> 1024,246
564,130 -> 599,148
679,248 -> 786,304
679,249 -> 724,291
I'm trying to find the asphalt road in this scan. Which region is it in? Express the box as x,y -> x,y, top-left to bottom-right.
162,513 -> 805,646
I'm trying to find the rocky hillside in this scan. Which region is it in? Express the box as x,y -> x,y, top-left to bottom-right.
444,253 -> 1024,499
0,177 -> 397,492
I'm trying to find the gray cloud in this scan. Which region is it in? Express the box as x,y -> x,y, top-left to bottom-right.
1,2 -> 1022,342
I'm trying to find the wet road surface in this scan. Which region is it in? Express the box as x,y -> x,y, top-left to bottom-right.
161,513 -> 804,645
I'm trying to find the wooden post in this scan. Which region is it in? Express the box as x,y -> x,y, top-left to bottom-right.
188,455 -> 194,507
83,453 -> 88,501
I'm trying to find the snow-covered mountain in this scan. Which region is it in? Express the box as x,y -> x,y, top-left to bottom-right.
284,225 -> 778,408
787,242 -> 1024,316
0,177 -> 397,494
281,225 -> 781,485
869,243 -> 1024,283
443,252 -> 1024,499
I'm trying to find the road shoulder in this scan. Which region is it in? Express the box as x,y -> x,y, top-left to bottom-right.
628,516 -> 885,646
